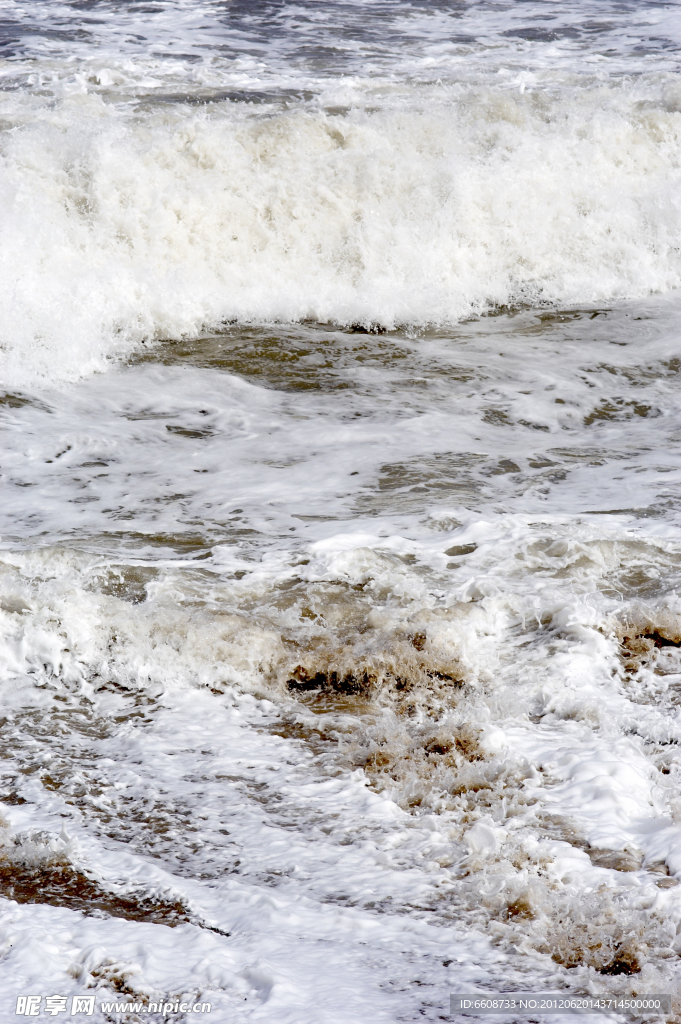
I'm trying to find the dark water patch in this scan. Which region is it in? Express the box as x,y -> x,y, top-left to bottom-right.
0,393 -> 32,409
348,323 -> 387,335
165,425 -> 214,440
287,665 -> 374,697
483,458 -> 521,475
598,952 -> 641,976
501,26 -> 581,42
134,326 -> 399,394
285,658 -> 462,703
546,446 -> 618,464
0,860 -> 192,927
356,453 -> 488,515
586,506 -> 669,519
0,392 -> 52,413
129,323 -> 482,398
592,357 -> 681,387
584,398 -> 661,426
586,848 -> 643,872
94,565 -> 161,604
136,88 -> 314,110
95,531 -> 216,558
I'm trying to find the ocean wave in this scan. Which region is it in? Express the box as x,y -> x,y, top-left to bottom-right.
1,76 -> 681,384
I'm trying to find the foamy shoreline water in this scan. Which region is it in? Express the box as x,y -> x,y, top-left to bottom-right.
2,2 -> 681,1022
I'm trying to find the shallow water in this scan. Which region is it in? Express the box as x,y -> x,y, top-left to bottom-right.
3,2 -> 681,1022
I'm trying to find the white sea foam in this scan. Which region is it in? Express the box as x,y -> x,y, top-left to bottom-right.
4,2 -> 681,1018
1,74 -> 681,384
2,507 -> 681,1009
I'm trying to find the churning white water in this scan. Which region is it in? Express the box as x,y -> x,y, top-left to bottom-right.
3,66 -> 681,383
2,2 -> 681,1022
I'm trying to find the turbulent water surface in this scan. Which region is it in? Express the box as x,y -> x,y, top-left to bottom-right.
3,1 -> 681,1021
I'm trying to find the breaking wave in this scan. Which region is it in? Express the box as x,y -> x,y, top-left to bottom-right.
2,75 -> 681,383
